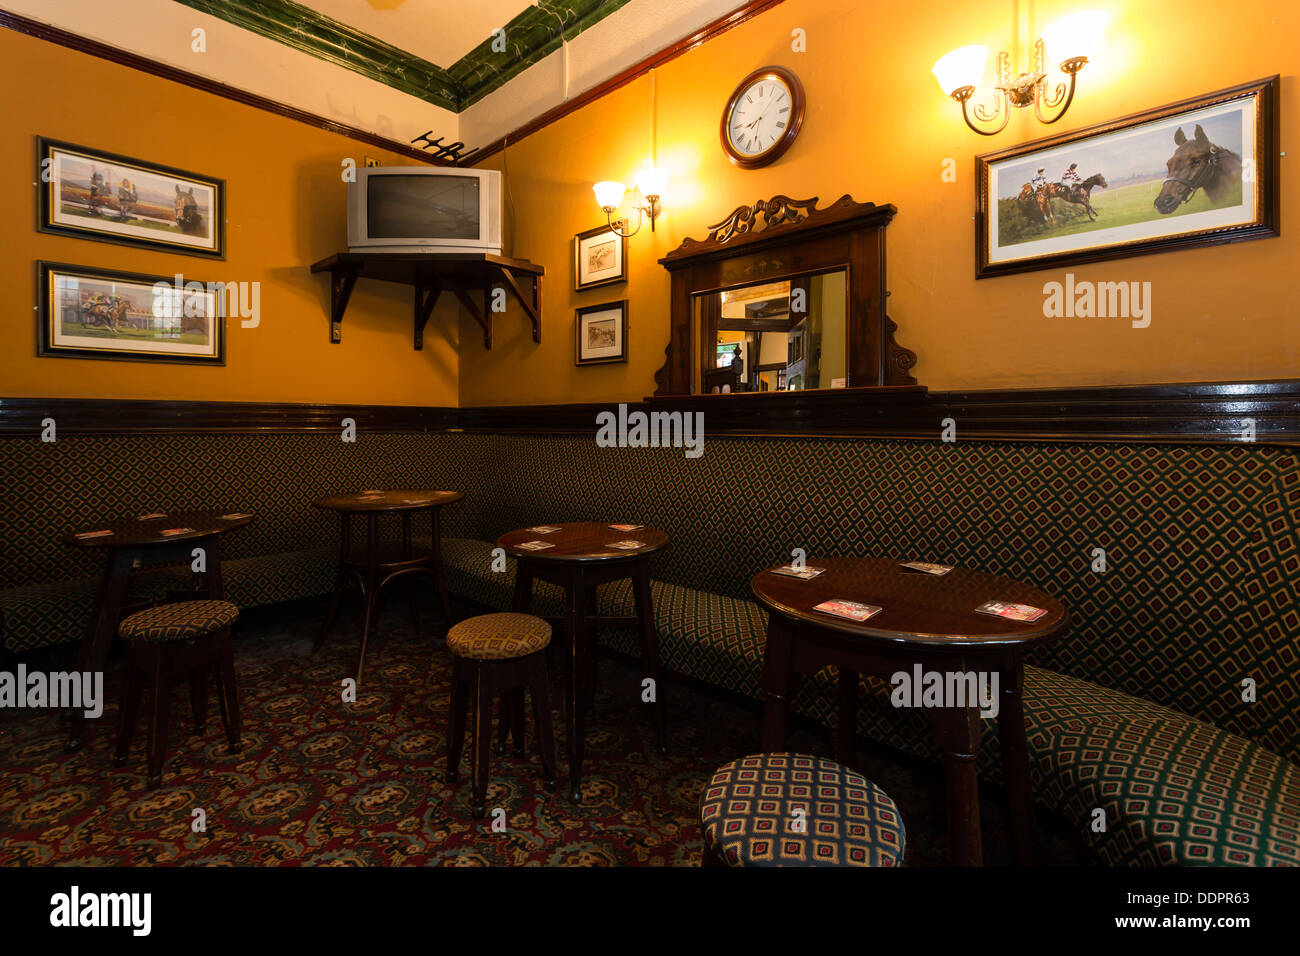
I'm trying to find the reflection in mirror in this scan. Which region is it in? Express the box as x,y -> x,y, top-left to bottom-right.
695,271 -> 847,393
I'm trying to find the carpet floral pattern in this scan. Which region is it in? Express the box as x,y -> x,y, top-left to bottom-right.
0,596 -> 1090,866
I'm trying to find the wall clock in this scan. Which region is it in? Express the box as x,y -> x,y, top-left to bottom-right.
720,65 -> 805,169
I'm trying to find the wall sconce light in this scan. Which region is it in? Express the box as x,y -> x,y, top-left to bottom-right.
933,10 -> 1109,136
593,162 -> 666,237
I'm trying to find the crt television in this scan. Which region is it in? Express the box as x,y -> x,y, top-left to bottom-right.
347,167 -> 502,254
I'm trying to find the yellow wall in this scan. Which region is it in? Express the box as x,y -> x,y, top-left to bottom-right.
0,27 -> 458,406
463,0 -> 1299,406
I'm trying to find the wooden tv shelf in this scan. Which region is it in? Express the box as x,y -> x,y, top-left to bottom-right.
309,251 -> 544,350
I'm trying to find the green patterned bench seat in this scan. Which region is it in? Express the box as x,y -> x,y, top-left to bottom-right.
440,536 -> 1300,867
0,547 -> 347,656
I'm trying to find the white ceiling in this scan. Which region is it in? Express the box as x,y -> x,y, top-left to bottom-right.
308,0 -> 535,67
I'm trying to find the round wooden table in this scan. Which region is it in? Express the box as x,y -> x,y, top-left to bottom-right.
314,490 -> 462,687
63,509 -> 254,750
750,556 -> 1069,866
498,521 -> 669,801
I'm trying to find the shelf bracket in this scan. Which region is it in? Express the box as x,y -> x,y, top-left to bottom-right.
495,267 -> 542,343
413,280 -> 441,350
452,286 -> 492,349
328,269 -> 358,344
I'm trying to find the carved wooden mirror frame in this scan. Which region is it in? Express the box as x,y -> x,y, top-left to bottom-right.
653,194 -> 917,396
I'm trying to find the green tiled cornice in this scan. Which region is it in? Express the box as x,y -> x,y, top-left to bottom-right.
170,0 -> 634,112
451,0 -> 635,109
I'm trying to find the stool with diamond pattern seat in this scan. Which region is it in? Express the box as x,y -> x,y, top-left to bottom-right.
698,753 -> 906,867
113,599 -> 242,789
445,612 -> 557,817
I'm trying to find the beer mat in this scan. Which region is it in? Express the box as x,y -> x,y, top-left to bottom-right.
812,599 -> 882,622
900,561 -> 953,575
515,540 -> 555,551
771,564 -> 826,580
975,600 -> 1048,623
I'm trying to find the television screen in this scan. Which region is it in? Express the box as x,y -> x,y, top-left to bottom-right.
366,174 -> 481,241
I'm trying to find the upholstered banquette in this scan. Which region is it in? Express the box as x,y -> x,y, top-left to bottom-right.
2,430 -> 1297,866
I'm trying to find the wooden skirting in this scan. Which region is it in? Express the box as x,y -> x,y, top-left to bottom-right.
2,380 -> 1297,444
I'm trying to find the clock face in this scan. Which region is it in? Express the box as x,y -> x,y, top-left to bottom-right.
721,66 -> 805,168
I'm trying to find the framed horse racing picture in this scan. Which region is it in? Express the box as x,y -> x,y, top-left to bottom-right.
37,138 -> 226,258
37,261 -> 226,366
976,76 -> 1278,278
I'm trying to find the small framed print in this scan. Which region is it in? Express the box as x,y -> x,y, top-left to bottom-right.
574,223 -> 628,291
575,300 -> 628,366
38,261 -> 226,365
38,138 -> 225,258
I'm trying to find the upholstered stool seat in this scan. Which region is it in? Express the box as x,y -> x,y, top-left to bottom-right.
699,753 -> 906,867
446,612 -> 552,660
114,600 -> 242,789
445,613 -> 556,816
119,599 -> 240,642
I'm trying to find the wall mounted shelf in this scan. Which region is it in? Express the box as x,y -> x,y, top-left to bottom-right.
309,252 -> 544,350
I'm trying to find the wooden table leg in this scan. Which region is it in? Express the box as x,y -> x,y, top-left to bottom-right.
760,612 -> 795,752
632,564 -> 667,754
566,568 -> 587,802
202,534 -> 225,600
836,668 -> 858,767
511,561 -> 533,612
430,508 -> 454,629
998,656 -> 1036,866
402,512 -> 419,626
932,702 -> 983,866
354,514 -> 381,689
67,547 -> 134,751
314,513 -> 350,654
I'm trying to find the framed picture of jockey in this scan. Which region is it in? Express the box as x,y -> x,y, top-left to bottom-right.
37,261 -> 226,366
975,76 -> 1278,278
37,138 -> 226,258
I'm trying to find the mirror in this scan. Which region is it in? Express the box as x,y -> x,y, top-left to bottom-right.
694,270 -> 847,393
655,195 -> 917,398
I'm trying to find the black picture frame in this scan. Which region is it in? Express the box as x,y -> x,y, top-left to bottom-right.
37,137 -> 227,259
37,261 -> 227,366
574,222 -> 628,291
574,300 -> 629,366
976,76 -> 1279,278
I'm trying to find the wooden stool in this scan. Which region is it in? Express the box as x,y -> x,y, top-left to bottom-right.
445,613 -> 557,817
698,753 -> 906,867
113,600 -> 242,789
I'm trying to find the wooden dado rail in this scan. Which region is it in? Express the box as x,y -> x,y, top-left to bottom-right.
0,380 -> 1297,444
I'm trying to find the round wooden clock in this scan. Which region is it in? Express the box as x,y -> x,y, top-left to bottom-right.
720,65 -> 805,169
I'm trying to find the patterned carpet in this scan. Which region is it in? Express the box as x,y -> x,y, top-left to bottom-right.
0,594 -> 1092,866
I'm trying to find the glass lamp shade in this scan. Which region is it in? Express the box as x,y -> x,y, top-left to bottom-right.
932,44 -> 989,95
593,180 -> 627,211
1040,10 -> 1109,64
634,164 -> 668,200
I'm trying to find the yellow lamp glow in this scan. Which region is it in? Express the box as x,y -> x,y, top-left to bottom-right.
1039,10 -> 1109,65
634,163 -> 668,201
932,44 -> 989,96
593,180 -> 626,211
